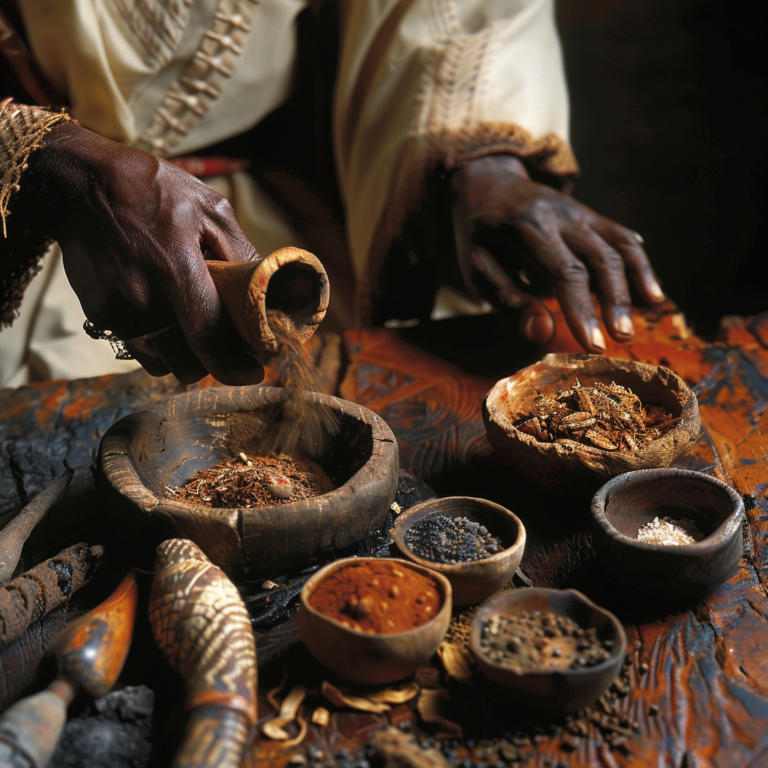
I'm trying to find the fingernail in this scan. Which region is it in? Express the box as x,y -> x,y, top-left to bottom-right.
649,278 -> 665,302
591,326 -> 606,351
634,231 -> 645,245
617,315 -> 634,336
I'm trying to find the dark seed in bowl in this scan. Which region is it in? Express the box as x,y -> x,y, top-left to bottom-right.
403,515 -> 504,564
478,610 -> 613,672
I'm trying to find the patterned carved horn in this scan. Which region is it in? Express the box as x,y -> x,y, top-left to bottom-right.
149,539 -> 257,768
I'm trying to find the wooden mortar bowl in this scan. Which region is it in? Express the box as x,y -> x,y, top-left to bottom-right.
96,386 -> 399,578
299,557 -> 452,685
590,469 -> 744,601
390,497 -> 526,606
483,353 -> 700,497
470,588 -> 626,713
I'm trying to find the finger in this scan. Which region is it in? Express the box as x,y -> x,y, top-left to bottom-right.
469,247 -> 555,345
123,338 -> 172,378
164,246 -> 265,385
561,227 -> 635,342
521,228 -> 606,353
592,220 -> 665,304
149,324 -> 209,384
202,198 -> 258,264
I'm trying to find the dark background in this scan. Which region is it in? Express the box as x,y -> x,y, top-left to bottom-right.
557,0 -> 767,337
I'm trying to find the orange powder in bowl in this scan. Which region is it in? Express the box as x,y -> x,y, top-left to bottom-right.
307,560 -> 442,634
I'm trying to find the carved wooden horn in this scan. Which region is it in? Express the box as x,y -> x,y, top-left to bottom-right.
0,570 -> 138,768
206,247 -> 329,361
149,539 -> 257,768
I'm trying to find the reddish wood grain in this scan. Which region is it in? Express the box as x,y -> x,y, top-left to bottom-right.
336,305 -> 768,767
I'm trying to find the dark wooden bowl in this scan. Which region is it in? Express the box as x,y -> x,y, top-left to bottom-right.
470,588 -> 626,712
590,469 -> 744,601
299,557 -> 452,685
483,353 -> 700,497
96,386 -> 399,578
390,497 -> 526,606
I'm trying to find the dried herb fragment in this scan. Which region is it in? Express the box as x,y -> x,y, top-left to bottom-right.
168,453 -> 333,508
515,380 -> 677,452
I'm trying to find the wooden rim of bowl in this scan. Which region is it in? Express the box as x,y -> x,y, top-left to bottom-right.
99,385 -> 398,516
590,468 -> 745,554
483,353 -> 701,464
300,556 -> 453,637
389,496 -> 526,574
469,587 -> 627,680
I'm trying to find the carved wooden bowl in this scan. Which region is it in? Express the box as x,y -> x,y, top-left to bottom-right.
299,557 -> 452,685
470,588 -> 626,712
96,386 -> 399,578
483,353 -> 700,497
390,497 -> 526,606
590,469 -> 744,601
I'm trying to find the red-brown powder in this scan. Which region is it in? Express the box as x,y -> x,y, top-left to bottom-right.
308,560 -> 442,635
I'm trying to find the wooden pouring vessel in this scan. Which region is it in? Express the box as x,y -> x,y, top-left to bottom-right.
205,246 -> 329,361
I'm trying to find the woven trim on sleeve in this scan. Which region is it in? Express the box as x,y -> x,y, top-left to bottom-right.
133,0 -> 259,156
0,99 -> 72,238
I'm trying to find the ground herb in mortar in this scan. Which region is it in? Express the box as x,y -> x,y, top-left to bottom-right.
516,379 -> 677,452
308,560 -> 442,634
168,452 -> 333,507
478,610 -> 613,672
636,516 -> 702,545
404,515 -> 503,564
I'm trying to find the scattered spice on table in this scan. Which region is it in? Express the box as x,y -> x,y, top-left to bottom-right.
636,516 -> 702,545
167,452 -> 334,508
308,560 -> 442,634
478,610 -> 614,672
515,379 -> 677,452
403,515 -> 503,564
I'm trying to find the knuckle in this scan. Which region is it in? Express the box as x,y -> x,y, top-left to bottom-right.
551,259 -> 588,284
210,195 -> 236,222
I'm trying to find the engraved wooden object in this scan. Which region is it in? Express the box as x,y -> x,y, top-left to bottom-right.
0,571 -> 137,768
0,469 -> 73,585
0,543 -> 103,650
149,539 -> 257,768
205,246 -> 329,361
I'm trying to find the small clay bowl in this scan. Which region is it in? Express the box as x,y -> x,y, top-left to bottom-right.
97,386 -> 399,578
299,557 -> 452,685
470,588 -> 626,712
390,497 -> 526,606
590,468 -> 744,601
483,353 -> 701,497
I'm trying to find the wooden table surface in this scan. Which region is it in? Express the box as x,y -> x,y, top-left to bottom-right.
1,302 -> 767,767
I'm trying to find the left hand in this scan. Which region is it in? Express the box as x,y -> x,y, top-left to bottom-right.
451,155 -> 665,352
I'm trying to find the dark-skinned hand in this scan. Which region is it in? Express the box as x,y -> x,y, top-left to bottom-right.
451,155 -> 665,352
17,121 -> 263,384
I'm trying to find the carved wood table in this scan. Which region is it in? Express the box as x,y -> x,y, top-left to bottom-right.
1,302 -> 767,768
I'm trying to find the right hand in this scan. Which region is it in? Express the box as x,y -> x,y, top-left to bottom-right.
20,121 -> 264,385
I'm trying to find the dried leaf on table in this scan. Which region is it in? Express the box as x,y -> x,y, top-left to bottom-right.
416,688 -> 463,738
367,681 -> 420,704
372,726 -> 451,768
437,642 -> 473,684
414,666 -> 441,689
281,708 -> 308,748
311,707 -> 330,727
262,685 -> 307,740
320,681 -> 391,713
